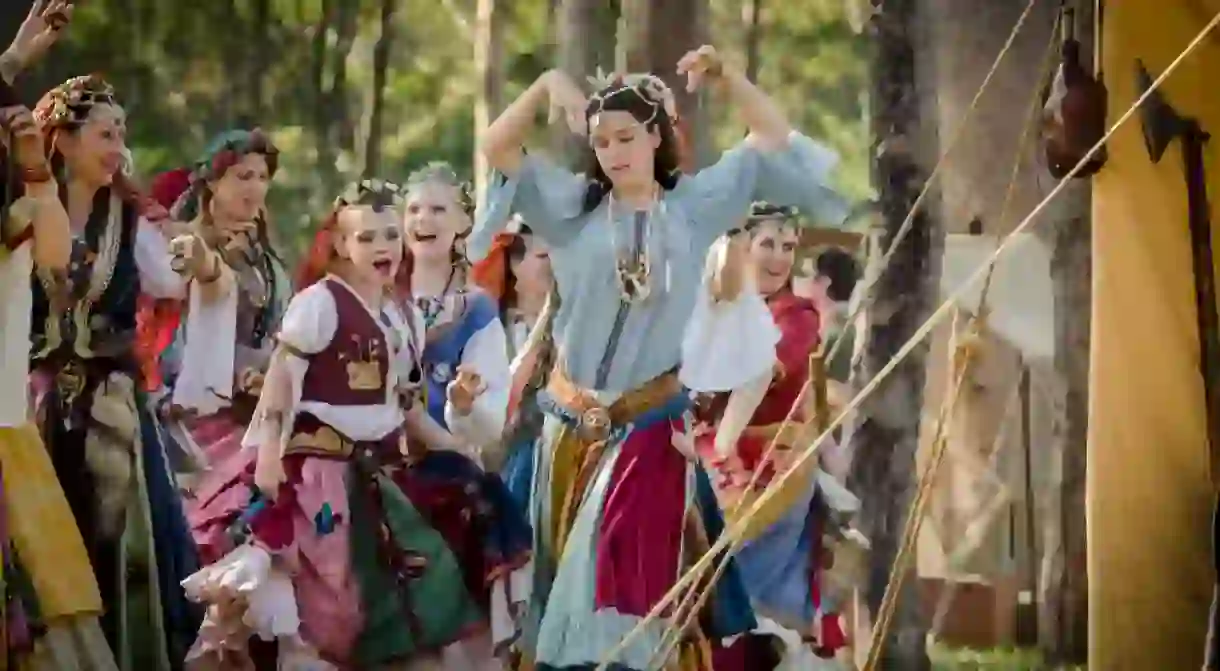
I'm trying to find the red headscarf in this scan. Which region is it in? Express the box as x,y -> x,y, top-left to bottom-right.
297,211 -> 342,292
469,231 -> 519,308
134,168 -> 194,390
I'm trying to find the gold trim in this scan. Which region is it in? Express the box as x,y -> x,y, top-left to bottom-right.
284,425 -> 352,458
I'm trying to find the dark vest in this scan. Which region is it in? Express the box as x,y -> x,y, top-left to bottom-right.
30,190 -> 140,363
298,279 -> 392,406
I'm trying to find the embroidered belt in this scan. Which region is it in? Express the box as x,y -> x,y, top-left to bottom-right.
283,413 -> 402,460
540,366 -> 687,442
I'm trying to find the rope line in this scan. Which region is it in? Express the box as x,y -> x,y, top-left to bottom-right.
596,1 -> 1046,665
594,7 -> 1220,666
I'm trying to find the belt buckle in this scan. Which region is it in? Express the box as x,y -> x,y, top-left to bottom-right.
578,406 -> 612,442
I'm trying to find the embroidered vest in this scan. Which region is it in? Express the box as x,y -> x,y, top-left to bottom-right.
30,191 -> 140,363
420,290 -> 496,428
299,279 -> 391,406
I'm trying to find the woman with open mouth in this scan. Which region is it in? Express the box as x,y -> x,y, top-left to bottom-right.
23,73 -> 201,669
182,178 -> 521,669
383,162 -> 532,669
472,44 -> 850,671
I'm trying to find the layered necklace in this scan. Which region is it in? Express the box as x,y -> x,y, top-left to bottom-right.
607,187 -> 669,305
415,264 -> 457,330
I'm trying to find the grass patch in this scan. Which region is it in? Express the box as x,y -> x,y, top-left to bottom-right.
929,643 -> 1085,670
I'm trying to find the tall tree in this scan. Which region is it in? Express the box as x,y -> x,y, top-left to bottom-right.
553,0 -> 617,161
623,0 -> 710,169
364,0 -> 397,177
742,0 -> 763,82
473,0 -> 504,204
848,0 -> 939,666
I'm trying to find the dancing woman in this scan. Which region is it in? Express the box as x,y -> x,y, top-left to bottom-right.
0,81 -> 119,670
469,215 -> 556,512
692,204 -> 863,667
27,74 -> 201,669
473,45 -> 849,670
395,163 -> 533,668
140,129 -> 288,479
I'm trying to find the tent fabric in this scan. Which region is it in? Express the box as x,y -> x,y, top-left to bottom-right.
1089,2 -> 1220,667
938,233 -> 1055,361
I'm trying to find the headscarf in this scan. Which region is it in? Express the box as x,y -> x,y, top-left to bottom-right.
135,128 -> 279,391
469,214 -> 528,305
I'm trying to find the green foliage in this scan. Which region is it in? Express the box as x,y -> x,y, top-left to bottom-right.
12,0 -> 869,260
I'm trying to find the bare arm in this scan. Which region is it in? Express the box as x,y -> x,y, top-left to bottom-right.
719,68 -> 791,151
479,75 -> 551,177
680,46 -> 791,151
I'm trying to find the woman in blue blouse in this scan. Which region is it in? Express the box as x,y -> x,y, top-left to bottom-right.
471,45 -> 849,670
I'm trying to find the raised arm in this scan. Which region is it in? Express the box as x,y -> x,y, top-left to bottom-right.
675,46 -> 851,245
471,71 -> 590,260
678,45 -> 791,150
480,70 -> 587,178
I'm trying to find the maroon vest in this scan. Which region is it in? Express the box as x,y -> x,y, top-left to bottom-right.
299,279 -> 391,406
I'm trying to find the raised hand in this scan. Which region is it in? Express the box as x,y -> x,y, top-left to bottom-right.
6,1 -> 74,73
676,45 -> 726,93
0,105 -> 50,179
543,69 -> 588,137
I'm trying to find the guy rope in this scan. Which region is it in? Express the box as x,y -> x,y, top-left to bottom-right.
596,5 -> 1220,669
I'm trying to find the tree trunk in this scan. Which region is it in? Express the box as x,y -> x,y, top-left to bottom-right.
329,1 -> 359,154
623,0 -> 709,170
847,0 -> 938,667
364,0 -> 398,178
1040,181 -> 1090,665
246,0 -> 272,124
742,0 -> 763,83
473,0 -> 504,204
553,0 -> 618,162
311,0 -> 338,187
1035,5 -> 1092,664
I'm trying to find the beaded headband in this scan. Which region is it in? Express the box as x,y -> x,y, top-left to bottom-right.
334,178 -> 405,211
585,68 -> 679,128
33,75 -> 119,129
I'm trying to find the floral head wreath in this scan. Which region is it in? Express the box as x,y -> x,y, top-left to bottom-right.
171,128 -> 280,221
33,74 -> 118,130
585,68 -> 679,127
406,161 -> 475,217
334,177 -> 405,211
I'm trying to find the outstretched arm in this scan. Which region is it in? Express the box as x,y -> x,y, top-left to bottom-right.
679,46 -> 791,151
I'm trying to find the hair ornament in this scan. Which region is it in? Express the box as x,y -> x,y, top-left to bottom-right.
33,74 -> 117,128
586,67 -> 678,123
334,178 -> 405,210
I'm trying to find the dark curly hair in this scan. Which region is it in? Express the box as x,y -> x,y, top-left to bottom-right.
579,76 -> 684,213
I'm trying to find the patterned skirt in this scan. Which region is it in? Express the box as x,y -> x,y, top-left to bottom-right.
0,424 -> 116,670
183,414 -> 532,668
